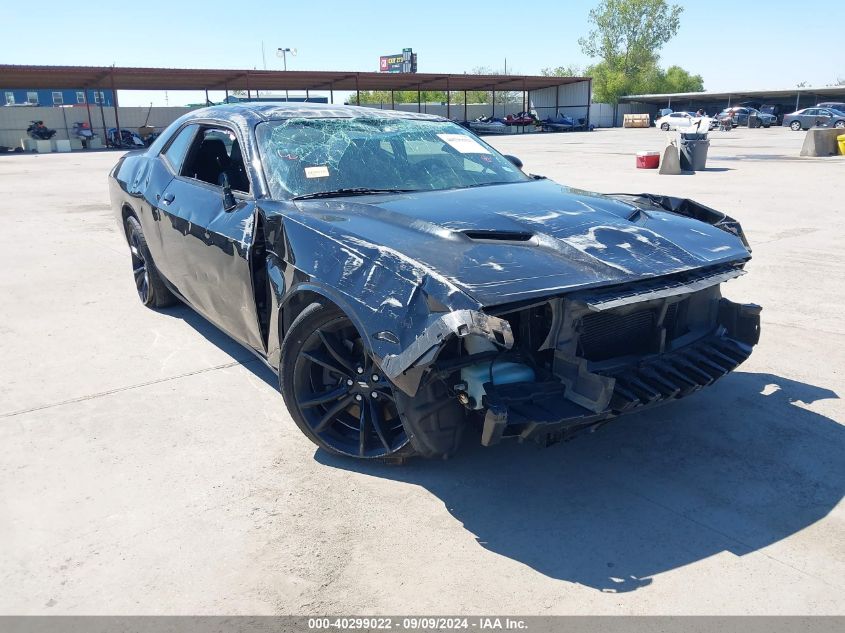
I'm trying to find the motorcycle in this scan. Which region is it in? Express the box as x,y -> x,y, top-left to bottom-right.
72,122 -> 98,147
106,127 -> 145,149
26,120 -> 57,140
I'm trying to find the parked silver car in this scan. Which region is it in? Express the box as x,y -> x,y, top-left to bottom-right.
783,108 -> 845,131
715,107 -> 775,128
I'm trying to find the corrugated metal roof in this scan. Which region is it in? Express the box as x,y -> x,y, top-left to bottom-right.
194,103 -> 446,120
621,86 -> 845,103
0,64 -> 588,92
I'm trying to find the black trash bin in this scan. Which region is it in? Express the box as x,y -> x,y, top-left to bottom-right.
679,132 -> 710,171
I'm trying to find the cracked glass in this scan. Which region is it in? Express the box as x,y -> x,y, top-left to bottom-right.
256,118 -> 528,199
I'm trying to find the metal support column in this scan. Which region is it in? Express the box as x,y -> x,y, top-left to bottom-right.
84,89 -> 94,135
586,78 -> 592,129
492,88 -> 496,118
355,74 -> 360,105
306,88 -> 310,101
446,77 -> 450,120
205,89 -> 209,105
522,77 -> 527,114
330,87 -> 334,104
555,84 -> 559,116
464,90 -> 467,122
110,71 -> 121,143
97,86 -> 107,145
391,90 -> 394,110
417,85 -> 421,113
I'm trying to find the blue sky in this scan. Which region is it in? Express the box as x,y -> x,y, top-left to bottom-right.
2,0 -> 841,106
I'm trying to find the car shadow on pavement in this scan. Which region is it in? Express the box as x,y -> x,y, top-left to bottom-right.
317,372 -> 842,593
160,304 -> 279,389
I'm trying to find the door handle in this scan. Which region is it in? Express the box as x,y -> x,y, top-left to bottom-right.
162,192 -> 175,205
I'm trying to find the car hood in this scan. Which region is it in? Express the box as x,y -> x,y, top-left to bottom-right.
288,179 -> 750,306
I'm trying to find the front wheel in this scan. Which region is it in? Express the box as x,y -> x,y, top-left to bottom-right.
280,302 -> 416,461
660,123 -> 670,131
790,121 -> 802,131
834,121 -> 845,129
124,215 -> 177,308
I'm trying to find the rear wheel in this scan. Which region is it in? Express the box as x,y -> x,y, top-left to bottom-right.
280,302 -> 416,461
790,120 -> 802,131
124,215 -> 176,308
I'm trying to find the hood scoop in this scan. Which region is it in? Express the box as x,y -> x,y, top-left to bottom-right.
461,229 -> 534,243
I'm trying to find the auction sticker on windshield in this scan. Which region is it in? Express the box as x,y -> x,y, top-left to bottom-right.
437,133 -> 490,154
305,165 -> 330,179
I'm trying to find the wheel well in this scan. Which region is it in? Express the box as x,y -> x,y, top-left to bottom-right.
280,290 -> 340,342
120,204 -> 138,237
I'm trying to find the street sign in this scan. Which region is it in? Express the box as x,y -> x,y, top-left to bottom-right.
379,48 -> 417,73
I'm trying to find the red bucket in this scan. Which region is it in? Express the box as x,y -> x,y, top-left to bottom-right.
636,151 -> 660,169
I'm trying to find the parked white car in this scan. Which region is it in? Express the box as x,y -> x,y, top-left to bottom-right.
655,111 -> 695,130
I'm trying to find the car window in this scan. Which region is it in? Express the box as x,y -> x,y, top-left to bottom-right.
161,124 -> 198,174
256,117 -> 528,199
180,127 -> 251,193
805,109 -> 818,116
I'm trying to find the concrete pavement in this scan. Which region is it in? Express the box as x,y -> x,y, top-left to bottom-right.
0,127 -> 842,615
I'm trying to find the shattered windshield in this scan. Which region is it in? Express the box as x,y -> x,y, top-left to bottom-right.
256,117 -> 528,199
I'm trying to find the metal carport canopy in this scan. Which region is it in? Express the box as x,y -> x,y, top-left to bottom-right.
619,86 -> 845,104
0,64 -> 587,92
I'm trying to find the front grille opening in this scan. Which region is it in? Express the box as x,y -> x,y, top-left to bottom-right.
577,299 -> 689,363
579,309 -> 658,361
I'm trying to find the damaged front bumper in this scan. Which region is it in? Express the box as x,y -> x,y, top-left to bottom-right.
380,309 -> 515,396
481,300 -> 761,446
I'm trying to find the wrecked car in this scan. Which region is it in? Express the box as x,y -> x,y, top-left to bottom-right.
109,103 -> 761,461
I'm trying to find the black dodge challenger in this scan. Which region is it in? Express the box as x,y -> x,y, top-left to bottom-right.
109,103 -> 761,461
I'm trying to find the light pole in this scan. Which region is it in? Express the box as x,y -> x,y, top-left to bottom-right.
276,47 -> 296,101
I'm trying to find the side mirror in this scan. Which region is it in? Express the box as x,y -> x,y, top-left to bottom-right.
504,154 -> 523,169
220,172 -> 237,211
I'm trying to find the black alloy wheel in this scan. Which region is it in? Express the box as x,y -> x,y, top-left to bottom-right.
124,215 -> 176,308
281,303 -> 413,460
129,225 -> 150,303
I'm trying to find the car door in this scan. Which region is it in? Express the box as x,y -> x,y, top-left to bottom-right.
801,108 -> 817,127
157,125 -> 265,352
145,123 -> 200,279
815,109 -> 832,127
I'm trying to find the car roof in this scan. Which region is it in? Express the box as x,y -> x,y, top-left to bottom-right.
185,102 -> 447,123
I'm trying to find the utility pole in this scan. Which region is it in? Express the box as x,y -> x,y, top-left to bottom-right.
276,47 -> 296,102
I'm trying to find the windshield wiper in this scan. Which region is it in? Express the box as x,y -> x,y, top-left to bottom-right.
292,187 -> 418,200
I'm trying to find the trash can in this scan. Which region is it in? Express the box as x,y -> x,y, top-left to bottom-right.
680,132 -> 710,171
838,134 -> 845,156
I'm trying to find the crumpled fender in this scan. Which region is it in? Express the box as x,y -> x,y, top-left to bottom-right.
615,193 -> 750,248
380,309 -> 515,396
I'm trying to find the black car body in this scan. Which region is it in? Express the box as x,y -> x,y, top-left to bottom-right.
109,104 -> 761,461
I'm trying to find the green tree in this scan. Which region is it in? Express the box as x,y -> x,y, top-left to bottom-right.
578,0 -> 684,103
656,65 -> 704,93
541,65 -> 585,78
